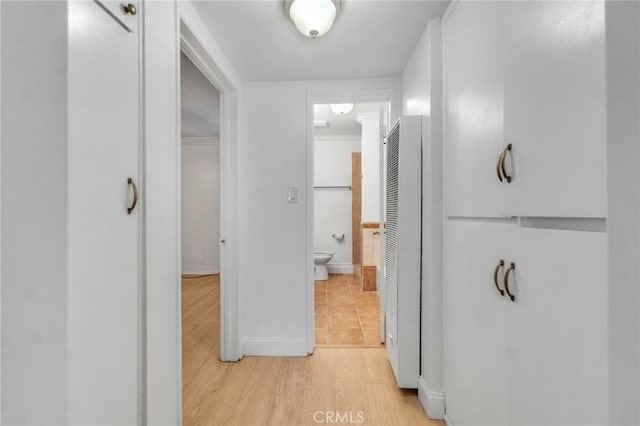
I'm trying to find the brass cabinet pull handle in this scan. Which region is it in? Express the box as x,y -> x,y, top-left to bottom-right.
504,262 -> 516,301
500,143 -> 513,183
493,260 -> 505,296
123,3 -> 137,15
127,177 -> 138,214
496,151 -> 504,182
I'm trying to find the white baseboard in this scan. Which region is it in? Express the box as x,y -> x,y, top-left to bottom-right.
242,338 -> 309,356
327,263 -> 353,274
418,376 -> 446,420
181,270 -> 219,275
444,414 -> 453,426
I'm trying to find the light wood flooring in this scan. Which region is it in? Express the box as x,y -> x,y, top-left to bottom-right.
182,274 -> 443,426
315,274 -> 383,347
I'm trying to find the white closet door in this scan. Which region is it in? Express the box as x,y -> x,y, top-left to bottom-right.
68,1 -> 140,424
385,117 -> 421,388
503,1 -> 606,218
507,228 -> 607,426
444,2 -> 508,218
444,221 -> 509,426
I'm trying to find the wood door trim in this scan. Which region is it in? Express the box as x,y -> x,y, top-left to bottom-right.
352,152 -> 362,278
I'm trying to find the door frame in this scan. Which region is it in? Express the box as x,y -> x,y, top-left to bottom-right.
305,89 -> 398,354
179,4 -> 241,362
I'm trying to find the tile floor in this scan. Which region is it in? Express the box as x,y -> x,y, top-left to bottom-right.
315,274 -> 384,347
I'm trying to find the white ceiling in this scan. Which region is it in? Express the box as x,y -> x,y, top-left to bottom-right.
181,52 -> 221,138
314,102 -> 382,136
191,0 -> 449,81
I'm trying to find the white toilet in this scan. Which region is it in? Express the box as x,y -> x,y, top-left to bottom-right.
314,251 -> 334,281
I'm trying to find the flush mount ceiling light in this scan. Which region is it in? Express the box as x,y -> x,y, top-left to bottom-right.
284,0 -> 341,38
329,103 -> 354,115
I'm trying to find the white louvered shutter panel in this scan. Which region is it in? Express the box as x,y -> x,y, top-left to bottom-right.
385,121 -> 400,374
384,116 -> 423,388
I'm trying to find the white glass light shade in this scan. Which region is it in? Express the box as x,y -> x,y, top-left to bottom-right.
289,0 -> 337,38
329,103 -> 354,115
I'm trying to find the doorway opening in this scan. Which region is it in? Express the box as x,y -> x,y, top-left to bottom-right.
178,13 -> 242,365
180,49 -> 222,359
312,101 -> 388,348
178,12 -> 241,422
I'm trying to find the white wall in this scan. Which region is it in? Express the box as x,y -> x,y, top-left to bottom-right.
400,17 -> 445,418
605,2 -> 640,424
1,2 -> 68,423
238,79 -> 399,355
181,140 -> 221,274
314,135 -> 360,270
358,113 -> 381,223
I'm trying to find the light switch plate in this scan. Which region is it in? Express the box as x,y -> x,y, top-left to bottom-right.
287,186 -> 298,203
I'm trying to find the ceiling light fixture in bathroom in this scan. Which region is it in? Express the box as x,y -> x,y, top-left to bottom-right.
284,0 -> 341,38
329,103 -> 354,115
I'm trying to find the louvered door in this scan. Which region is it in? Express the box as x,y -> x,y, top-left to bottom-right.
385,116 -> 422,388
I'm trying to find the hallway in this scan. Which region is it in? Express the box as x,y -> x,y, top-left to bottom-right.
182,276 -> 443,425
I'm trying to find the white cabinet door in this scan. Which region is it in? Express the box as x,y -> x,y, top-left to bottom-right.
444,221 -> 510,426
445,223 -> 607,426
503,1 -> 606,218
507,228 -> 607,426
445,1 -> 606,218
68,1 -> 140,424
445,2 -> 508,218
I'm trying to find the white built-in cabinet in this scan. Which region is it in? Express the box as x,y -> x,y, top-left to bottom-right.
445,1 -> 606,218
68,1 -> 141,424
443,2 -> 608,425
444,222 -> 607,426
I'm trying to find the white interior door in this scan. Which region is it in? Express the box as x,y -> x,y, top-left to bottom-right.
68,1 -> 140,423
